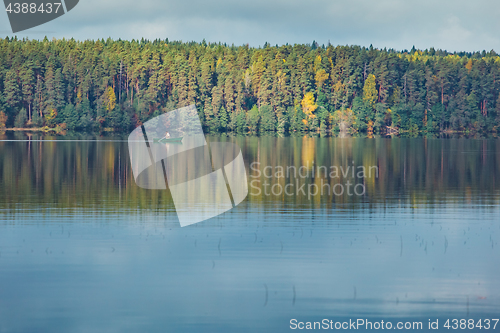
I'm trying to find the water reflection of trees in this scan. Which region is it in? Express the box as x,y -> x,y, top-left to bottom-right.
0,137 -> 499,214
234,136 -> 500,208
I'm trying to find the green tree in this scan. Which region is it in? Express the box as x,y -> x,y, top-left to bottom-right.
20,65 -> 34,120
4,69 -> 20,108
14,108 -> 28,128
247,105 -> 260,132
31,110 -> 43,127
363,74 -> 378,108
218,106 -> 228,131
260,105 -> 276,132
63,103 -> 79,130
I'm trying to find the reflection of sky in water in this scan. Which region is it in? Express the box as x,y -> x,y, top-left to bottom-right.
0,137 -> 499,332
1,200 -> 499,332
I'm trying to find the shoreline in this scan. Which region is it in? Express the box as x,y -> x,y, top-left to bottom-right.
0,128 -> 498,139
2,127 -> 64,132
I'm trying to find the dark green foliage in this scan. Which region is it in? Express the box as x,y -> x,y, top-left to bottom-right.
218,106 -> 228,131
204,105 -> 219,132
289,105 -> 306,132
259,105 -> 276,132
0,38 -> 498,133
31,110 -> 43,127
4,69 -> 20,108
62,104 -> 79,130
14,108 -> 27,128
232,110 -> 248,133
352,97 -> 368,132
247,105 -> 260,132
75,99 -> 93,130
316,106 -> 329,131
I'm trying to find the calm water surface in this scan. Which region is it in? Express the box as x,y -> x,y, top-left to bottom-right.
0,135 -> 499,332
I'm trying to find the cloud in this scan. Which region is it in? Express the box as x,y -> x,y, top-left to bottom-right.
439,16 -> 473,47
1,0 -> 499,52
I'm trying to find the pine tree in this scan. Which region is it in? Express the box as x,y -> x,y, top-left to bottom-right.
252,55 -> 265,99
31,111 -> 43,127
247,105 -> 260,132
363,74 -> 378,108
14,108 -> 28,128
260,105 -> 276,132
104,86 -> 117,112
4,69 -> 20,108
224,75 -> 236,113
234,110 -> 248,133
63,103 -> 79,130
176,58 -> 189,106
20,65 -> 34,120
44,66 -> 56,114
217,105 -> 228,131
54,68 -> 66,110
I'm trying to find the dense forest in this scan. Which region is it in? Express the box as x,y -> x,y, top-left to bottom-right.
1,37 -> 500,135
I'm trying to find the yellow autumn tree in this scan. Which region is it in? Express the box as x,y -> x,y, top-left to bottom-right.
104,87 -> 116,112
301,92 -> 317,125
314,55 -> 322,72
0,111 -> 7,129
76,89 -> 83,103
465,59 -> 473,73
363,74 -> 378,108
44,108 -> 58,127
315,69 -> 329,90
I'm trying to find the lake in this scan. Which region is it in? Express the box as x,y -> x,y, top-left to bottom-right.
0,134 -> 499,332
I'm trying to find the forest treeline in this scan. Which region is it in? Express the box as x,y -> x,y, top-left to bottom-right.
1,37 -> 500,134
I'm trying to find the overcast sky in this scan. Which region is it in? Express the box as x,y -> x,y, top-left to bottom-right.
1,0 -> 499,52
